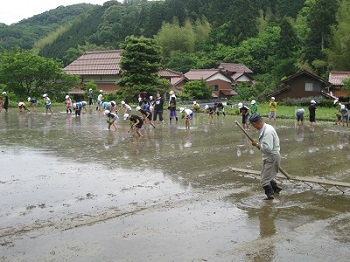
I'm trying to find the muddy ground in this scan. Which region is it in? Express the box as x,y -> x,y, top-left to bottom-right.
0,109 -> 350,261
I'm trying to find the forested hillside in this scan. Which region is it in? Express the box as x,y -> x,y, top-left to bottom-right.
1,0 -> 350,97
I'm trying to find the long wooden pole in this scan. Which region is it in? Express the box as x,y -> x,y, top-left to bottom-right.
235,120 -> 292,180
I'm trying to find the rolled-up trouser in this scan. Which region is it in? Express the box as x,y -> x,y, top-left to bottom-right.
260,154 -> 281,187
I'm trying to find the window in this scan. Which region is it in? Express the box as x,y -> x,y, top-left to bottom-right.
305,82 -> 321,92
211,85 -> 218,91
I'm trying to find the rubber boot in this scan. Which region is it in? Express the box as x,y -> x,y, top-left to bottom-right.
223,112 -> 226,116
270,180 -> 282,194
263,185 -> 274,200
176,117 -> 178,122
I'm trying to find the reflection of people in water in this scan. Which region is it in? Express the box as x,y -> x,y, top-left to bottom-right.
253,203 -> 277,261
295,125 -> 304,142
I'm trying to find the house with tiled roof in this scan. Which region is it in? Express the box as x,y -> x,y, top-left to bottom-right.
217,63 -> 254,86
270,69 -> 331,100
63,50 -> 122,96
184,69 -> 236,98
157,68 -> 187,90
328,71 -> 350,98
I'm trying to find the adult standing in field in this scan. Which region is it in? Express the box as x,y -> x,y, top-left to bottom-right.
268,97 -> 277,122
168,91 -> 178,123
2,92 -> 9,112
153,92 -> 164,123
308,100 -> 317,131
249,113 -> 282,200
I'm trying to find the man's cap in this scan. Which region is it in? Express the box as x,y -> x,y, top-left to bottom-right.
249,113 -> 261,123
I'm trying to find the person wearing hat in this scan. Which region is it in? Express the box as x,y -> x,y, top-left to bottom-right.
168,93 -> 178,123
308,100 -> 317,131
97,90 -> 103,111
179,107 -> 194,129
238,102 -> 250,129
65,95 -> 73,114
249,113 -> 282,200
339,104 -> 349,127
17,102 -> 30,113
43,94 -> 53,114
192,101 -> 200,112
333,99 -> 342,125
295,107 -> 305,126
214,102 -> 226,116
104,109 -> 119,131
88,88 -> 94,109
250,99 -> 258,114
2,91 -> 9,112
136,106 -> 156,129
268,97 -> 277,122
27,97 -> 38,112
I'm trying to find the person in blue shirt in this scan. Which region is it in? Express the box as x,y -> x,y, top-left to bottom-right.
73,102 -> 83,116
27,97 -> 38,112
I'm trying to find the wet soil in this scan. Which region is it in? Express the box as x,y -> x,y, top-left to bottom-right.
0,109 -> 350,261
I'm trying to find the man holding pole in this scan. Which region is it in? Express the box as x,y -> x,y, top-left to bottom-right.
249,113 -> 282,200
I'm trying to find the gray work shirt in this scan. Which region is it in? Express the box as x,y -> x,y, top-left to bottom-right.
258,123 -> 280,160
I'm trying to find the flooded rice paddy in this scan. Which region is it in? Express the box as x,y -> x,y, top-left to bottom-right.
0,108 -> 350,261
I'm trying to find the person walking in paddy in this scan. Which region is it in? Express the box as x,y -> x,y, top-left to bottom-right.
238,102 -> 250,129
268,97 -> 277,122
249,113 -> 282,200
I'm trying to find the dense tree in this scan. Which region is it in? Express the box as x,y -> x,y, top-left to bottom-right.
182,80 -> 212,99
326,0 -> 350,70
0,49 -> 79,100
118,36 -> 162,87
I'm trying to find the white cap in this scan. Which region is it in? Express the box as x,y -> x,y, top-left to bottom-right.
99,90 -> 103,93
2,91 -> 6,95
311,100 -> 316,104
193,101 -> 196,104
169,90 -> 174,95
65,95 -> 69,99
251,100 -> 256,104
136,106 -> 141,111
238,103 -> 243,108
73,103 -> 76,108
271,97 -> 275,100
18,102 -> 24,106
104,110 -> 110,115
110,101 -> 116,106
27,97 -> 31,102
123,113 -> 129,120
121,101 -> 125,105
341,104 -> 345,109
334,99 -> 339,104
179,107 -> 185,112
89,88 -> 92,91
43,94 -> 47,98
149,96 -> 153,100
205,105 -> 209,109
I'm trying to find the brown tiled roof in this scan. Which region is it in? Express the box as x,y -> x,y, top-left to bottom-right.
63,50 -> 122,76
217,63 -> 253,74
220,89 -> 237,96
184,69 -> 222,80
282,69 -> 330,85
328,71 -> 350,86
158,68 -> 183,78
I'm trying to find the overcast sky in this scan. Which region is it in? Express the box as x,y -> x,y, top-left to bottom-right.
1,1 -> 109,25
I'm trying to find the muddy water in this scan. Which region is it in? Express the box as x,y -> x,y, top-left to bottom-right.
0,109 -> 350,261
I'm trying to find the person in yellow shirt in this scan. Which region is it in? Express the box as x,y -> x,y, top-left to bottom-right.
268,97 -> 277,121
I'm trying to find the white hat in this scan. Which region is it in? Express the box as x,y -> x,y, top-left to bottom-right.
136,106 -> 141,111
179,107 -> 185,112
311,100 -> 316,104
99,90 -> 103,93
149,96 -> 153,100
110,101 -> 116,106
169,90 -> 174,95
193,101 -> 196,104
42,94 -> 47,98
238,103 -> 243,108
104,110 -> 110,115
251,100 -> 256,104
121,101 -> 125,105
27,97 -> 31,102
18,102 -> 24,106
2,91 -> 6,95
271,97 -> 275,100
89,88 -> 92,91
65,95 -> 69,99
334,99 -> 339,104
341,104 -> 345,109
123,113 -> 129,120
205,105 -> 209,109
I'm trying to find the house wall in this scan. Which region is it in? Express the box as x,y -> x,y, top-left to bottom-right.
278,75 -> 327,100
207,79 -> 232,98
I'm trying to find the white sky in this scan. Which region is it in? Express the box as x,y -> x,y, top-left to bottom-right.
1,1 -> 109,25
